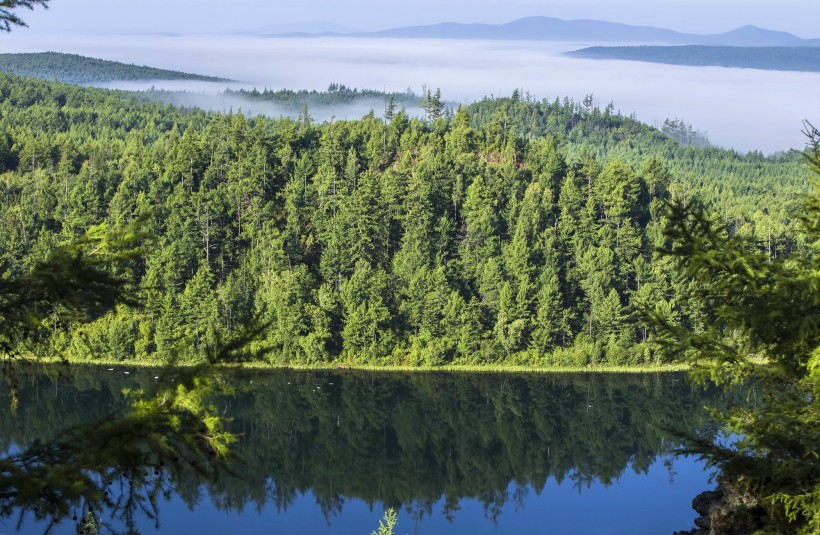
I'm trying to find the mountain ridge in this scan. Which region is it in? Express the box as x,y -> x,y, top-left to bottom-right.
257,16 -> 820,46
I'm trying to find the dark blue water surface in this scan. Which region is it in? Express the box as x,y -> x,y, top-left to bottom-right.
0,367 -> 722,534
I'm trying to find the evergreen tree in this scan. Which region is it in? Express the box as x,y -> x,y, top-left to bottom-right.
384,96 -> 396,122
0,73 -> 808,367
0,0 -> 48,32
648,127 -> 820,533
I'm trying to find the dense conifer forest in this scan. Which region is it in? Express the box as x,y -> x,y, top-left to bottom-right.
224,84 -> 427,116
0,73 -> 809,366
567,45 -> 820,73
1,2 -> 819,528
0,52 -> 232,84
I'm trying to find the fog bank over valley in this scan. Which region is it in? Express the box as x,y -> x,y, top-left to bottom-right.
5,33 -> 817,153
138,89 -> 428,124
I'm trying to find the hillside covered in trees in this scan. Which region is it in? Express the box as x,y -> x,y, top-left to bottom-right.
0,52 -> 233,84
566,45 -> 820,73
0,73 -> 808,366
224,84 -> 429,116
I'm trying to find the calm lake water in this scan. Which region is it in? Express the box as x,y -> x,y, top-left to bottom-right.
0,367 -> 725,534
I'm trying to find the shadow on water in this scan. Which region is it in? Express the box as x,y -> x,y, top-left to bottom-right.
0,366 -> 729,533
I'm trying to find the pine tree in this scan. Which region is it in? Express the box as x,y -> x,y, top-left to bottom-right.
384,96 -> 396,122
647,126 -> 820,533
0,0 -> 48,32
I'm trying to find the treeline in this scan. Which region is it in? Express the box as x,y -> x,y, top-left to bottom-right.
0,73 -> 808,365
225,83 -> 426,114
660,118 -> 710,149
463,93 -> 805,251
566,45 -> 820,73
0,52 -> 232,84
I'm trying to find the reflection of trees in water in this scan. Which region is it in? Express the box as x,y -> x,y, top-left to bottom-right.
1,368 -> 726,529
0,364 -> 238,534
231,372 -> 727,523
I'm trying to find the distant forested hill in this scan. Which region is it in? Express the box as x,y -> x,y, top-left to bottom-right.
566,45 -> 820,73
225,84 -> 427,114
0,52 -> 233,84
0,73 -> 808,367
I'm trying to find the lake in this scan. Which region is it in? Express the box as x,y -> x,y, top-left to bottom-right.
0,367 -> 725,534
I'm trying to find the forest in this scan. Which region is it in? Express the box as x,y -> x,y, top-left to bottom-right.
224,84 -> 429,116
0,72 -> 810,367
0,0 -> 819,529
566,45 -> 820,73
0,52 -> 232,84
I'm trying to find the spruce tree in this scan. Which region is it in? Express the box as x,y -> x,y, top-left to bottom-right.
648,126 -> 820,533
0,0 -> 48,32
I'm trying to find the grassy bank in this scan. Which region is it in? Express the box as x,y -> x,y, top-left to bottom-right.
27,356 -> 688,374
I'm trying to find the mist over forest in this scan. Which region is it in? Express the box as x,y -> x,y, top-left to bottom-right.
3,2 -> 820,533
3,33 -> 817,154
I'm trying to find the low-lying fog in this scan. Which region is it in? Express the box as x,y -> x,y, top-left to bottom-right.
6,33 -> 819,153
86,79 -> 427,123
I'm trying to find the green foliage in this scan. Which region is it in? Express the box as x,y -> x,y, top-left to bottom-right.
646,126 -> 820,533
0,0 -> 48,32
0,365 -> 238,533
0,202 -> 267,534
567,45 -> 820,74
371,508 -> 399,535
0,73 -> 808,366
226,84 -> 424,116
0,220 -> 265,531
0,217 -> 147,359
0,52 -> 232,84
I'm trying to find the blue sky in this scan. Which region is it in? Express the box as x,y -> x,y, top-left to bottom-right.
14,0 -> 820,37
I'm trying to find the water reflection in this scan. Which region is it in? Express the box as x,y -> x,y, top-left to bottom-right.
0,364 -> 236,535
0,367 -> 724,533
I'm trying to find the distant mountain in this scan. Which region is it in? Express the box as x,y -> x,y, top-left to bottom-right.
364,17 -> 683,42
567,45 -> 820,72
694,25 -> 815,46
342,17 -> 820,46
0,52 -> 233,84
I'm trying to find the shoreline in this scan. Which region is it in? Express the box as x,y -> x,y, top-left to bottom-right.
20,357 -> 689,374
